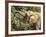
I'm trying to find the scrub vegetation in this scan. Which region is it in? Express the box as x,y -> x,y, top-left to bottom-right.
11,6 -> 41,31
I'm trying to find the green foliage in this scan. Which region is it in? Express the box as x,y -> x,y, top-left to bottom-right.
11,6 -> 41,31
11,6 -> 41,12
